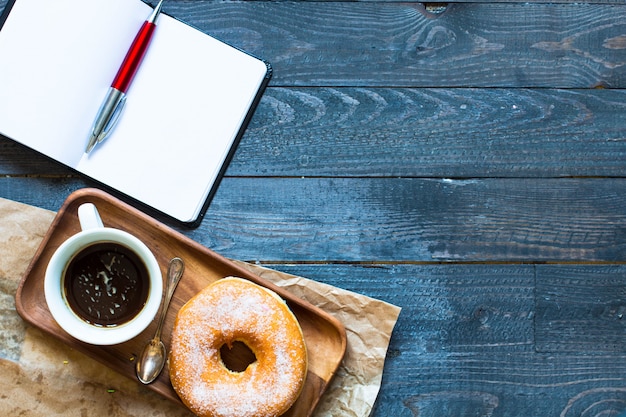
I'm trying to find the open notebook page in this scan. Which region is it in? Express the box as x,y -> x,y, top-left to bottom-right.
0,0 -> 269,223
0,0 -> 150,166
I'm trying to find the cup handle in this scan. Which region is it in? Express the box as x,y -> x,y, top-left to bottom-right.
78,203 -> 104,231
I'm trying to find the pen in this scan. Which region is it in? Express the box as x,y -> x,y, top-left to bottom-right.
85,0 -> 164,154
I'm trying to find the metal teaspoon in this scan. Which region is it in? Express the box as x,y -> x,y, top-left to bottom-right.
136,257 -> 185,384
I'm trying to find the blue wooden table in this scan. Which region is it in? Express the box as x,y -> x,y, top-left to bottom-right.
2,0 -> 626,415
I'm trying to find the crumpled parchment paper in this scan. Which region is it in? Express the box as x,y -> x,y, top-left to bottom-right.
0,197 -> 400,417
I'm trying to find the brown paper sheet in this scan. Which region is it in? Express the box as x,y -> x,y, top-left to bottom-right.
0,197 -> 401,417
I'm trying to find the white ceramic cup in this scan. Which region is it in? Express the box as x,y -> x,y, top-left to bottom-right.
44,203 -> 163,345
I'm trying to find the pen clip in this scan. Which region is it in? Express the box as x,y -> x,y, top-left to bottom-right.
86,87 -> 127,153
101,93 -> 126,142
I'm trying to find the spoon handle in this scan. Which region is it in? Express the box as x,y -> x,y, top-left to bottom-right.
154,257 -> 184,340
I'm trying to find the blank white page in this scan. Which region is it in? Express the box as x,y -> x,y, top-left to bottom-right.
0,0 -> 148,166
0,0 -> 269,223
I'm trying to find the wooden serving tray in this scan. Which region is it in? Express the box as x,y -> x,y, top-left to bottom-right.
16,188 -> 347,417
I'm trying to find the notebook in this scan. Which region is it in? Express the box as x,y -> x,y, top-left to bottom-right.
0,0 -> 271,226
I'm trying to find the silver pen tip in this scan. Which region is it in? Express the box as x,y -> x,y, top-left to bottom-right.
85,136 -> 97,154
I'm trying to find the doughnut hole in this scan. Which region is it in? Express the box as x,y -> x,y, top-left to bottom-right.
219,340 -> 257,372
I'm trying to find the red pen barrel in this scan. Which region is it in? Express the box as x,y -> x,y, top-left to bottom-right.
111,21 -> 156,93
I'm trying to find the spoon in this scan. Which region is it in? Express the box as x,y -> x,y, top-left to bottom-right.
136,257 -> 185,384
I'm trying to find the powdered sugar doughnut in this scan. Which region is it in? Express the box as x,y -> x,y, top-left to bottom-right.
169,277 -> 307,417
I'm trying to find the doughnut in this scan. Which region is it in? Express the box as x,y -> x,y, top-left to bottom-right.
168,277 -> 308,417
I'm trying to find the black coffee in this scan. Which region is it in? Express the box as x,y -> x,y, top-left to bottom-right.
63,242 -> 150,327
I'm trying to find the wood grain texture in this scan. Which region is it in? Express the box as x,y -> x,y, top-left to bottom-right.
2,87 -> 626,178
235,87 -> 626,178
271,263 -> 536,352
159,1 -> 626,87
1,176 -> 625,263
536,265 -> 626,353
182,177 -> 626,263
265,263 -> 626,417
5,1 -> 611,87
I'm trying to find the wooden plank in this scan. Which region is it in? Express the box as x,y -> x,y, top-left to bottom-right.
536,265 -> 626,353
269,263 -> 535,351
161,2 -> 626,87
266,264 -> 626,416
233,87 -> 626,178
1,4 -> 625,89
5,2 -> 623,88
190,177 -> 626,263
0,177 -> 87,213
2,88 -> 626,178
377,351 -> 626,416
424,0 -> 626,3
2,176 -> 625,262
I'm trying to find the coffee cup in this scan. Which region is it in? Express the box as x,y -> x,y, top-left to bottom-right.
44,203 -> 163,345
